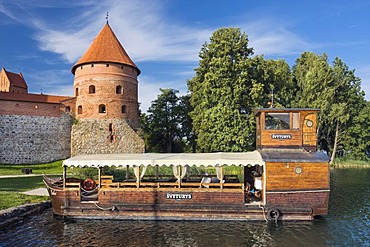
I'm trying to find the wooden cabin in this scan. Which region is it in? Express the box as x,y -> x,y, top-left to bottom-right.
44,108 -> 330,221
254,108 -> 330,218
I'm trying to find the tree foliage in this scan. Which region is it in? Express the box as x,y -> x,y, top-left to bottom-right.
292,52 -> 367,160
141,27 -> 370,161
141,89 -> 190,153
187,27 -> 294,152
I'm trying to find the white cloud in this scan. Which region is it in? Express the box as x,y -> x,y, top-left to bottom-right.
241,20 -> 312,56
31,0 -> 210,64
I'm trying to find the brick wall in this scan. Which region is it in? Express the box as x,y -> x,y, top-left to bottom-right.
73,63 -> 139,128
0,99 -> 64,117
0,114 -> 73,164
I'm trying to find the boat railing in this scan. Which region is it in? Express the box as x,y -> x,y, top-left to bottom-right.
65,182 -> 81,190
99,180 -> 245,190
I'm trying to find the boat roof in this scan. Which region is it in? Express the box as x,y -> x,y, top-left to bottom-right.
259,149 -> 330,162
62,151 -> 264,168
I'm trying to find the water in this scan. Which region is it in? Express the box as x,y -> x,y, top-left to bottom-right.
0,168 -> 369,247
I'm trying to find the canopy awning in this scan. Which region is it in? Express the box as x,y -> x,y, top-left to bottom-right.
62,151 -> 264,168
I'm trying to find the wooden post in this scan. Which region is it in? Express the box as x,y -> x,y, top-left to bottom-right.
63,166 -> 66,189
178,165 -> 181,188
220,166 -> 223,189
98,167 -> 102,187
155,165 -> 159,180
126,165 -> 129,181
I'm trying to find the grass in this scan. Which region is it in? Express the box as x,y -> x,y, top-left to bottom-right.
0,160 -> 63,175
0,176 -> 50,210
0,192 -> 48,211
0,161 -> 63,211
331,158 -> 370,167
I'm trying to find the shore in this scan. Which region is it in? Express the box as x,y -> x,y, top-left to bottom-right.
0,201 -> 51,228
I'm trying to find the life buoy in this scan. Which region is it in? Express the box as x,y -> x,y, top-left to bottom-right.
267,208 -> 281,221
83,178 -> 96,191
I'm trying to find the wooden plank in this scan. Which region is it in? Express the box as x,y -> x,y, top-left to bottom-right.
266,162 -> 329,191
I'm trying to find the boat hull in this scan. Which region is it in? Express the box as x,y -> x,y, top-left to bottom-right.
46,186 -> 326,221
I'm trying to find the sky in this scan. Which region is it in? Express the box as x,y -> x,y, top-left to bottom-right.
1,0 -> 370,112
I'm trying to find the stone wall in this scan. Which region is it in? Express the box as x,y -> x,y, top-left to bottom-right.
71,118 -> 144,156
0,114 -> 73,164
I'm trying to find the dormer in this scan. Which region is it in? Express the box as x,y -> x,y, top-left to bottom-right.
254,108 -> 319,151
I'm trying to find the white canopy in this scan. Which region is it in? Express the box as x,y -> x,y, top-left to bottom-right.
62,151 -> 264,168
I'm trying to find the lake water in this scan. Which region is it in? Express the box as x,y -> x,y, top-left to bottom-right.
0,168 -> 369,247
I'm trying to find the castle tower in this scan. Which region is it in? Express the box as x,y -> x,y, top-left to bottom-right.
71,23 -> 140,127
70,23 -> 144,156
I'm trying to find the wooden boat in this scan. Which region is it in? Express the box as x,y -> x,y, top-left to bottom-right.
44,108 -> 330,221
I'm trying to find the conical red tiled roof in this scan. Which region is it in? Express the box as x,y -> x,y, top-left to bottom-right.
71,23 -> 140,75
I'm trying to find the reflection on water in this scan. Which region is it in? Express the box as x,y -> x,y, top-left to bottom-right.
0,168 -> 369,247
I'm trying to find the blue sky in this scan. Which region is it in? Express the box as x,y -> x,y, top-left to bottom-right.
1,0 -> 370,112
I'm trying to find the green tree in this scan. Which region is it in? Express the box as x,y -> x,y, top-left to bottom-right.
293,52 -> 366,161
329,58 -> 366,160
143,88 -> 190,153
187,27 -> 255,152
342,101 -> 370,159
187,27 -> 295,152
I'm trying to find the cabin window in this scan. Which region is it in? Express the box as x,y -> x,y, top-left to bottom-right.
78,105 -> 82,114
116,85 -> 123,94
99,104 -> 106,113
89,85 -> 96,94
265,113 -> 290,130
122,105 -> 127,113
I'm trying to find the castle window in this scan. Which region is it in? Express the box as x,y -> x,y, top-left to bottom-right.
116,85 -> 123,94
65,106 -> 71,112
34,105 -> 39,109
15,104 -> 19,108
106,64 -> 110,67
91,64 -> 94,67
78,105 -> 82,114
99,104 -> 106,113
122,105 -> 127,113
75,88 -> 79,96
89,85 -> 96,94
80,66 -> 83,69
108,123 -> 114,142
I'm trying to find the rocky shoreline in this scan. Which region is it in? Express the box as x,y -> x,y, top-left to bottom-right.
0,201 -> 51,228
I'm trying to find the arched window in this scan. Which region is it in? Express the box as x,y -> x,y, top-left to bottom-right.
89,85 -> 95,94
122,105 -> 127,113
65,106 -> 71,113
116,85 -> 123,94
75,88 -> 79,96
78,105 -> 82,114
99,104 -> 106,113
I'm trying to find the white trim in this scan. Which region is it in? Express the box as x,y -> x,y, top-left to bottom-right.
62,151 -> 265,168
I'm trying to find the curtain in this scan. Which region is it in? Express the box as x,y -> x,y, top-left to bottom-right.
216,166 -> 224,183
133,165 -> 147,182
173,165 -> 189,182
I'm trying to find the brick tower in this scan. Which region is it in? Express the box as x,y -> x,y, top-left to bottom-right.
70,23 -> 144,156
